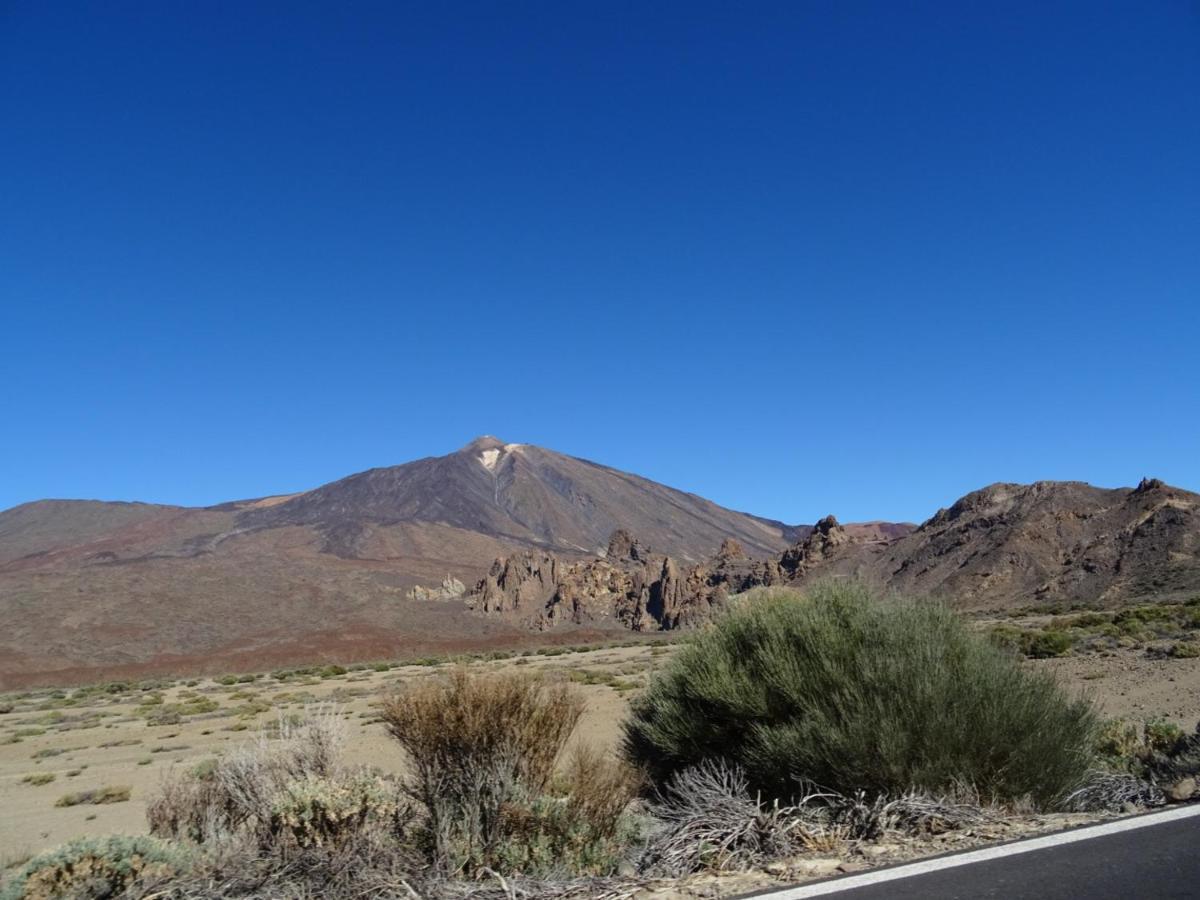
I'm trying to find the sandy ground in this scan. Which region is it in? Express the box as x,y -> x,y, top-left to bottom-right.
2,638 -> 1198,872
0,645 -> 657,868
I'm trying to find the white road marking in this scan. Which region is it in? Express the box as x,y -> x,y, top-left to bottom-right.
753,803 -> 1200,899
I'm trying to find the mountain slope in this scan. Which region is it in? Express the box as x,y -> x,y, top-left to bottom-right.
0,437 -> 815,686
237,436 -> 793,561
863,477 -> 1200,608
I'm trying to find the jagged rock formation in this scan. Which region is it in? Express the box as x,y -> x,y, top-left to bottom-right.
462,528 -> 776,631
465,528 -> 791,632
778,515 -> 854,577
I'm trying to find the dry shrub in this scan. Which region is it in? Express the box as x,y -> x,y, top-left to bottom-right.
144,830 -> 422,900
147,705 -> 367,848
1062,771 -> 1165,812
641,759 -> 808,876
380,668 -> 587,874
793,782 -> 996,841
562,745 -> 644,840
53,785 -> 131,807
643,760 -> 1001,876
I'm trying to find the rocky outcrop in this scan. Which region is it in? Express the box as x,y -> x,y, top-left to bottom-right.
464,529 -> 773,631
405,575 -> 467,602
779,515 -> 853,578
467,528 -> 793,632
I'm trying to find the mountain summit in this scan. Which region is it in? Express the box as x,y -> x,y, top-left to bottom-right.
237,436 -> 793,561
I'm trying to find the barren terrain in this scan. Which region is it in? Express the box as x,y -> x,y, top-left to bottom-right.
4,622 -> 1198,883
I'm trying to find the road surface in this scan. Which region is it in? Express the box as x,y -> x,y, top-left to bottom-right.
745,804 -> 1200,899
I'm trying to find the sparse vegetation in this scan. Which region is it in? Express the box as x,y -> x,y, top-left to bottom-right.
992,599 -> 1200,658
624,584 -> 1099,806
21,772 -> 55,786
1,605 -> 1191,898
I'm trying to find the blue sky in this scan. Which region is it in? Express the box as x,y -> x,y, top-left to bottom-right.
1,2 -> 1197,525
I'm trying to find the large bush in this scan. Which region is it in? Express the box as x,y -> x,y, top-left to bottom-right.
623,583 -> 1099,806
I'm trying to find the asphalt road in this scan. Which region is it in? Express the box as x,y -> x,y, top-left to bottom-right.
747,805 -> 1200,899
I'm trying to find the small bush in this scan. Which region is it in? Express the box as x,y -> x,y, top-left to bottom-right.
54,785 -> 132,807
147,706 -> 346,845
1095,719 -> 1142,763
1145,719 -> 1188,756
624,584 -> 1098,806
0,835 -> 184,900
270,770 -> 406,848
21,773 -> 56,786
1167,641 -> 1200,659
1025,629 -> 1074,658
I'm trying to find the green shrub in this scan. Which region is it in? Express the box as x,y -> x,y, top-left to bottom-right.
1095,719 -> 1142,763
986,624 -> 1025,653
1025,629 -> 1074,658
0,835 -> 184,900
623,584 -> 1098,806
1168,641 -> 1200,659
1145,719 -> 1188,756
21,773 -> 55,786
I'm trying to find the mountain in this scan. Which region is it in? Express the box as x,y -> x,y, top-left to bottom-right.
0,437 -> 872,687
235,436 -> 796,561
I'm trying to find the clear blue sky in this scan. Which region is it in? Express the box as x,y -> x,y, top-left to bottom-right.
2,2 -> 1197,525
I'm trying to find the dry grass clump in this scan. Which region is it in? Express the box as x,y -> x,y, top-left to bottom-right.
642,759 -> 1002,877
54,785 -> 131,807
641,759 -> 810,876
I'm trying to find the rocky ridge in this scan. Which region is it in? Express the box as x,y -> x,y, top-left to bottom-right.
463,478 -> 1200,631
